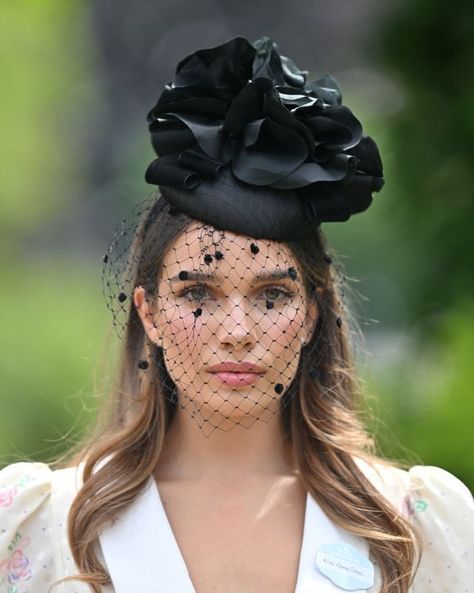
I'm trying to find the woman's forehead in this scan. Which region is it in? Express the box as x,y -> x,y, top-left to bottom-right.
162,220 -> 298,276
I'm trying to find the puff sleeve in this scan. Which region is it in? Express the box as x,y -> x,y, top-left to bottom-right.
0,462 -> 56,593
406,465 -> 474,592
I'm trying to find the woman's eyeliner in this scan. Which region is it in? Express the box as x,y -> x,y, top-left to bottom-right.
177,283 -> 296,302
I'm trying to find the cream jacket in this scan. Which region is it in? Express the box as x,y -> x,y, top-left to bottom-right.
0,459 -> 472,592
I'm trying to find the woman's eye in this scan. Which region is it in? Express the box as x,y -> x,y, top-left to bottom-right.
180,285 -> 210,301
263,286 -> 292,301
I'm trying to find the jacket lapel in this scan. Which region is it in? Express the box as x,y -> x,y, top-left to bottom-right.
99,477 -> 196,593
295,492 -> 377,593
99,477 -> 379,593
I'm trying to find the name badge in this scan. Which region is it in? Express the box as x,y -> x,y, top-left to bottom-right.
315,542 -> 374,590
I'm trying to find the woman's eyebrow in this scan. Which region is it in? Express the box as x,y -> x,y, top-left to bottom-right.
169,269 -> 294,283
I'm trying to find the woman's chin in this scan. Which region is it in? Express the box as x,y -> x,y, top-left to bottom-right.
178,389 -> 281,429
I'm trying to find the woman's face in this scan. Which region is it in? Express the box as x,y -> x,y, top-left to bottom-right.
134,220 -> 317,429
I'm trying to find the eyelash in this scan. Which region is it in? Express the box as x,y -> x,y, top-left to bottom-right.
177,283 -> 296,303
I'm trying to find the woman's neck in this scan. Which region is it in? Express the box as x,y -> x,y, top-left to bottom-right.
154,409 -> 296,482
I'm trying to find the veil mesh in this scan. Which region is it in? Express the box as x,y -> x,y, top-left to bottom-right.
102,194 -> 348,436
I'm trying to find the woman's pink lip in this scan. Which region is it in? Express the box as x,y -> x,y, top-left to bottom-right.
211,372 -> 263,387
207,362 -> 266,373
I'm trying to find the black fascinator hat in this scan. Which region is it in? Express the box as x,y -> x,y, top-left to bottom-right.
101,34 -> 384,435
144,35 -> 384,241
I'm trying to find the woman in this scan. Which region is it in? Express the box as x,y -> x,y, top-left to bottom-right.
1,35 -> 472,593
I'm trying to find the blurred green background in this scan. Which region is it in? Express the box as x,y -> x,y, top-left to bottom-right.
1,0 -> 473,489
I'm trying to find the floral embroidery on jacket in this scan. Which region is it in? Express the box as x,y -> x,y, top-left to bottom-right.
402,494 -> 429,518
0,487 -> 18,509
0,532 -> 32,593
0,475 -> 34,509
413,499 -> 428,512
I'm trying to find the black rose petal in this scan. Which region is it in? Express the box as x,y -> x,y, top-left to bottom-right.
262,87 -> 315,153
232,119 -> 308,186
323,105 -> 363,150
347,135 -> 384,178
178,148 -> 224,177
149,95 -> 226,121
145,153 -> 202,188
222,78 -> 273,135
253,36 -> 307,88
307,74 -> 342,106
307,116 -> 352,146
166,112 -> 232,162
148,117 -> 196,156
172,37 -> 256,104
272,153 -> 356,189
279,55 -> 308,88
306,106 -> 363,152
278,88 -> 324,111
344,175 -> 376,214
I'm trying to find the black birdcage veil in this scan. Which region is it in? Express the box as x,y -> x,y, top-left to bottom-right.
102,196 -> 349,436
102,34 -> 383,436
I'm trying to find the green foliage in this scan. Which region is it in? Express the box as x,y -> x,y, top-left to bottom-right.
0,0 -> 97,243
0,260 -> 112,466
366,300 -> 474,489
373,0 -> 474,322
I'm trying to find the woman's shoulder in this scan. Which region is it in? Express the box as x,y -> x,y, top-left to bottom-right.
0,460 -> 85,592
354,455 -> 473,509
0,459 -> 85,534
355,456 -> 474,590
1,462 -> 56,591
0,460 -> 53,505
0,460 -> 84,511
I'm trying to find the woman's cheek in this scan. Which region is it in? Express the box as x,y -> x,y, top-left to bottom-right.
261,305 -> 306,354
162,308 -> 213,361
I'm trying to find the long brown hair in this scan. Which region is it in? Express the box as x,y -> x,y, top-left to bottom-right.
50,192 -> 421,593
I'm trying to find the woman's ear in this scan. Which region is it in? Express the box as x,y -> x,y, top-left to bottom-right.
133,286 -> 163,347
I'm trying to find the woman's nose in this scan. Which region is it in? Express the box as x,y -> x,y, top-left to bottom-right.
216,298 -> 258,348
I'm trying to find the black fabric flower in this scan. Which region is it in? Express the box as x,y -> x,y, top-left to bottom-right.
145,35 -> 384,227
